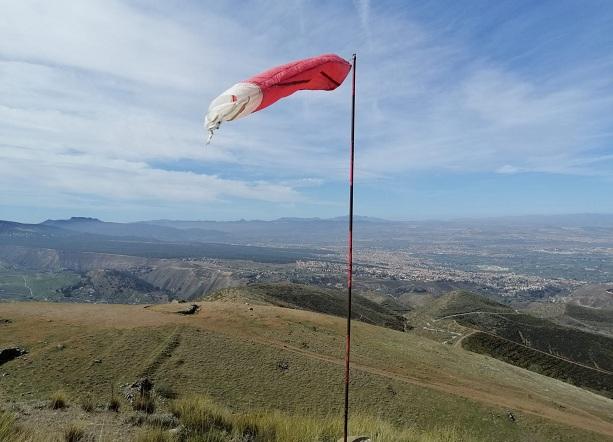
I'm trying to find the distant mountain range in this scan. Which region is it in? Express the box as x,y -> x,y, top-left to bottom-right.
0,218 -> 328,264
1,215 -> 400,247
41,217 -> 229,242
3,213 -> 613,248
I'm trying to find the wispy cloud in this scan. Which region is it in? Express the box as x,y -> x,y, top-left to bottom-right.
1,0 -> 612,221
0,146 -> 299,204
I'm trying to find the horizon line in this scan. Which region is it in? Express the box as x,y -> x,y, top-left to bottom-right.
7,212 -> 613,225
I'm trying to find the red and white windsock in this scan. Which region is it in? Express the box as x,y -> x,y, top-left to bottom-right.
205,53 -> 352,143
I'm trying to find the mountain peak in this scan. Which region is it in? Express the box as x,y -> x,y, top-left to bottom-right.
43,216 -> 102,224
69,217 -> 101,222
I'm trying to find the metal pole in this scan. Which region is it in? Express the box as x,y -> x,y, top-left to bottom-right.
343,53 -> 356,442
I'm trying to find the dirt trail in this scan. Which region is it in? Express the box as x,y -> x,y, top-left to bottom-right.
3,302 -> 613,438
245,334 -> 613,438
433,311 -> 521,322
453,330 -> 476,348
141,326 -> 183,377
187,304 -> 613,438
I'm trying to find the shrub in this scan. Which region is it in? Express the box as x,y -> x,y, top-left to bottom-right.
50,391 -> 68,410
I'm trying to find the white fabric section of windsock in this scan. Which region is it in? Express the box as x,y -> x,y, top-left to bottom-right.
205,82 -> 263,143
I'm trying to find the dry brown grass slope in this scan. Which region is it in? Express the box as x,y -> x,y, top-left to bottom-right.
0,301 -> 613,441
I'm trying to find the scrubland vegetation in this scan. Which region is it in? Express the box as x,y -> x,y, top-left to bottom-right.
130,395 -> 486,442
2,294 -> 613,441
0,396 -> 491,442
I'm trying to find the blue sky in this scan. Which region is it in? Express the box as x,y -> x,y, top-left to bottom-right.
1,0 -> 613,222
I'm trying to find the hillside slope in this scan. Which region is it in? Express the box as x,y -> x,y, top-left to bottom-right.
207,283 -> 408,331
568,283 -> 613,309
423,292 -> 613,397
562,303 -> 613,336
529,302 -> 613,337
1,301 -> 613,441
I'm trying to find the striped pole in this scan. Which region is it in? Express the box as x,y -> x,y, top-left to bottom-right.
343,52 -> 356,442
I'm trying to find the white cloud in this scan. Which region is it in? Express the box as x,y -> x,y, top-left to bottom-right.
0,146 -> 299,205
496,165 -> 521,174
0,0 -> 255,89
0,0 -> 612,219
358,61 -> 612,176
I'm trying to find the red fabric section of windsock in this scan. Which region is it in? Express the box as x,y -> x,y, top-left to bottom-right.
244,54 -> 351,112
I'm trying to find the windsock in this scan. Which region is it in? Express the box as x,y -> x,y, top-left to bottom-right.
205,53 -> 351,143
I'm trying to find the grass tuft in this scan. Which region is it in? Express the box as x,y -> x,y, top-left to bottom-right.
167,395 -> 487,442
0,410 -> 19,441
50,391 -> 68,410
80,396 -> 95,413
171,396 -> 232,434
133,394 -> 156,414
134,427 -> 176,442
63,423 -> 85,442
107,396 -> 121,412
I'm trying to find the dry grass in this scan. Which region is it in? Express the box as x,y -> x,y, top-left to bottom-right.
107,397 -> 121,412
0,411 -> 38,442
63,423 -> 85,442
80,396 -> 95,413
2,301 -> 613,441
134,427 -> 176,442
154,382 -> 176,400
168,395 -> 486,442
0,410 -> 19,441
50,391 -> 68,410
133,395 -> 156,414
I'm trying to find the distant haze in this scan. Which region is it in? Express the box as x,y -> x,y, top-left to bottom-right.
17,212 -> 613,226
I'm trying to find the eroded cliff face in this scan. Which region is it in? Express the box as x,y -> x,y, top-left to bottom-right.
0,245 -> 241,301
141,263 -> 239,300
0,245 -> 148,272
0,246 -> 64,271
